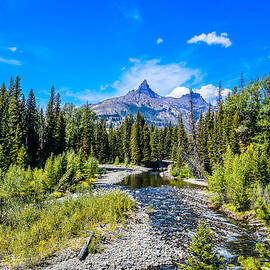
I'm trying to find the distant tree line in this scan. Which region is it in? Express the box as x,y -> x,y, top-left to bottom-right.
0,76 -> 191,171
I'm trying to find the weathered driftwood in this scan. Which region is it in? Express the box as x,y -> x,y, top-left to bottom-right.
78,232 -> 94,261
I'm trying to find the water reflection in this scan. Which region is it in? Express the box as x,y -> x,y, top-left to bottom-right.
121,171 -> 170,189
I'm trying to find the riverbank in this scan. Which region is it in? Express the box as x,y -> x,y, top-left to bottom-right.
30,166 -> 182,270
163,168 -> 266,229
38,203 -> 182,270
95,164 -> 151,185
210,204 -> 267,230
160,168 -> 208,187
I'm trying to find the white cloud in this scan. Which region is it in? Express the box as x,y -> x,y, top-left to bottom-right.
0,57 -> 21,65
167,83 -> 231,103
100,84 -> 109,90
121,7 -> 142,22
111,80 -> 120,88
129,57 -> 140,63
8,46 -> 17,52
156,38 -> 163,44
222,87 -> 231,97
187,31 -> 232,48
111,58 -> 202,96
166,86 -> 189,98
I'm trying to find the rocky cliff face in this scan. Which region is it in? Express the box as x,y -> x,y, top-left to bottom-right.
90,80 -> 208,127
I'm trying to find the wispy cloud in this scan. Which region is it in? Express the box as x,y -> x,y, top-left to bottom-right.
8,46 -> 17,52
0,57 -> 21,65
131,8 -> 141,21
57,87 -> 114,104
156,38 -> 163,44
100,84 -> 109,90
111,58 -> 202,96
187,31 -> 232,48
120,5 -> 142,22
129,57 -> 140,63
167,84 -> 231,103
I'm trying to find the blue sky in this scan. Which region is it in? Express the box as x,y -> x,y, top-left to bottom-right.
0,0 -> 269,106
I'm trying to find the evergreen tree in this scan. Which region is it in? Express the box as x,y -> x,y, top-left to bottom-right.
55,111 -> 66,155
197,110 -> 207,171
108,122 -> 115,162
178,222 -> 225,270
229,112 -> 240,154
0,144 -> 7,170
16,144 -> 28,168
44,86 -> 56,156
38,108 -> 45,157
164,122 -> 173,159
122,115 -> 133,160
142,122 -> 151,165
217,80 -> 222,109
7,76 -> 24,164
25,89 -> 39,166
150,127 -> 159,160
130,121 -> 141,164
177,113 -> 188,151
0,83 -> 8,142
157,129 -> 164,159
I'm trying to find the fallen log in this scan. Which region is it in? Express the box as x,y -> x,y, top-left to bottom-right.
78,232 -> 94,261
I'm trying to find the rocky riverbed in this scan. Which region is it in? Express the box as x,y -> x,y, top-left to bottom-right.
39,204 -> 182,270
95,164 -> 150,185
36,167 -> 266,270
37,166 -> 182,270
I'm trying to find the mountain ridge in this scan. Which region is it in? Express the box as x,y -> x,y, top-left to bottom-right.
90,80 -> 208,127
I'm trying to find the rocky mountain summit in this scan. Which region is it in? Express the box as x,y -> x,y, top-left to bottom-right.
90,80 -> 208,127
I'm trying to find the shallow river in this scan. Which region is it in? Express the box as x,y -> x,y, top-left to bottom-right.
117,171 -> 266,269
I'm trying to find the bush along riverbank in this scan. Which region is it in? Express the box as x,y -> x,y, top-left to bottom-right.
0,150 -> 137,269
0,188 -> 136,269
207,144 -> 270,268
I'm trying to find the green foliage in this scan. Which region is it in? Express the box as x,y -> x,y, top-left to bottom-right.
207,163 -> 225,205
171,164 -> 194,179
114,156 -> 120,165
84,156 -> 100,178
0,190 -> 135,266
237,197 -> 270,269
25,89 -> 39,166
16,144 -> 28,168
178,221 -> 225,270
207,145 -> 266,211
124,156 -> 130,166
142,122 -> 151,165
130,114 -> 142,164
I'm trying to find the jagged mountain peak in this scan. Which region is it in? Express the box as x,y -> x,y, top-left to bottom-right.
90,80 -> 208,127
135,80 -> 160,98
138,79 -> 149,90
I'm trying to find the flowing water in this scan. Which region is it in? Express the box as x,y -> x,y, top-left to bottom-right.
117,171 -> 267,269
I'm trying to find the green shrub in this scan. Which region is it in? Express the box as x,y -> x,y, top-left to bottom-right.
124,157 -> 129,166
171,164 -> 193,179
0,189 -> 135,267
114,156 -> 120,165
208,145 -> 259,211
207,164 -> 226,205
178,221 -> 225,270
85,157 -> 99,177
1,164 -> 26,196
